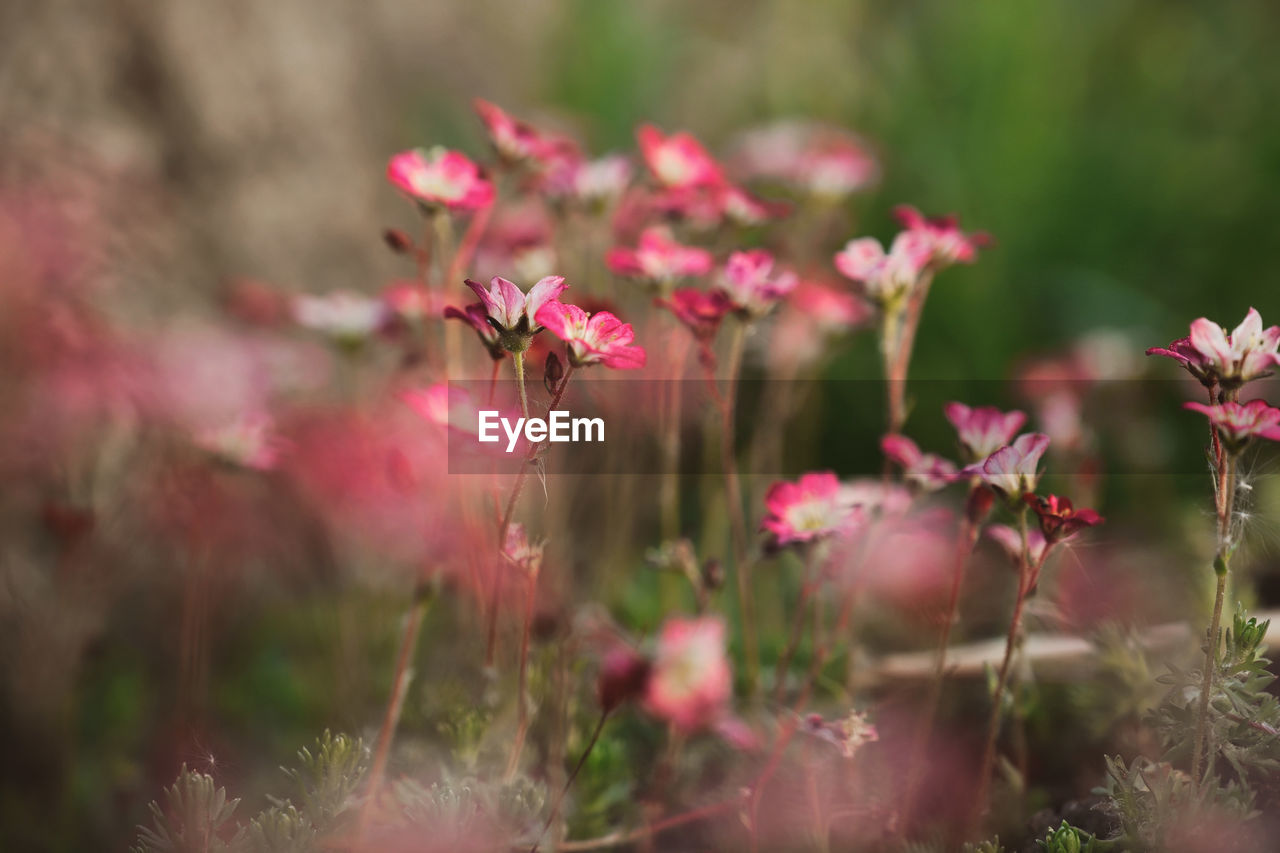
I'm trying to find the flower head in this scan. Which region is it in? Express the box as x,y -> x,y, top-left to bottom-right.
761,471 -> 858,546
944,402 -> 1028,462
732,121 -> 878,198
637,125 -> 724,190
1184,399 -> 1280,451
643,616 -> 733,732
893,205 -> 989,267
293,290 -> 387,346
534,301 -> 646,369
1024,494 -> 1105,543
472,98 -> 545,164
386,147 -> 494,211
606,226 -> 713,287
834,231 -> 931,305
881,435 -> 957,492
657,288 -> 734,364
1148,308 -> 1280,388
544,154 -> 632,205
716,249 -> 798,318
962,433 -> 1051,498
463,275 -> 567,352
986,524 -> 1047,567
717,184 -> 790,226
799,710 -> 879,759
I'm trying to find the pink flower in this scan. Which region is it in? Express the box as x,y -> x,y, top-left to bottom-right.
768,281 -> 872,373
761,471 -> 857,546
606,226 -> 713,286
881,435 -> 957,492
193,413 -> 282,472
893,205 -> 990,266
544,154 -> 632,205
1184,399 -> 1280,450
799,710 -> 879,758
472,98 -> 545,163
636,125 -> 724,190
444,302 -> 505,360
644,617 -> 733,732
502,523 -> 544,577
293,291 -> 387,344
463,275 -> 567,350
1148,308 -> 1280,388
534,302 -> 647,369
986,524 -> 1047,566
732,121 -> 878,198
656,288 -> 734,363
381,281 -> 445,324
716,249 -> 798,317
1024,494 -> 1105,543
833,231 -> 931,304
962,433 -> 1051,498
717,184 -> 789,226
944,402 -> 1028,462
386,147 -> 494,211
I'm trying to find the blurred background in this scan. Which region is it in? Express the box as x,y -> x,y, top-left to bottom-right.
4,0 -> 1280,848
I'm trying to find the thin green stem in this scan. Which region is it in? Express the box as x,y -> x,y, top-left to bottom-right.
1192,447 -> 1237,782
721,321 -> 758,695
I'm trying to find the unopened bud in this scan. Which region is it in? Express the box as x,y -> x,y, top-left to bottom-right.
544,352 -> 564,394
383,228 -> 414,254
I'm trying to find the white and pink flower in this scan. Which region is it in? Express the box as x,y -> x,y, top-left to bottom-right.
944,402 -> 1028,462
962,433 -> 1051,498
1148,308 -> 1280,388
293,290 -> 387,344
643,616 -> 733,733
534,301 -> 646,370
716,249 -> 798,317
606,226 -> 713,286
637,125 -> 724,190
881,435 -> 957,492
761,471 -> 858,546
894,205 -> 989,267
833,232 -> 931,304
386,147 -> 494,211
463,275 -> 567,350
472,98 -> 546,164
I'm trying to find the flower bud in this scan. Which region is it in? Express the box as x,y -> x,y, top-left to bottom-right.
597,647 -> 651,713
383,228 -> 414,254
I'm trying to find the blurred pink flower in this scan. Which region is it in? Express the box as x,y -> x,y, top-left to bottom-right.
644,616 -> 733,732
986,524 -> 1047,566
463,275 -> 567,349
472,98 -> 545,163
386,147 -> 494,211
768,280 -> 872,373
880,435 -> 957,492
1148,308 -> 1280,388
193,412 -> 282,472
1025,494 -> 1105,543
944,402 -> 1027,462
732,121 -> 878,198
893,205 -> 989,267
606,226 -> 713,285
293,290 -> 387,345
543,153 -> 632,205
716,249 -> 798,317
799,710 -> 879,758
833,232 -> 931,304
762,471 -> 858,546
637,125 -> 724,190
381,281 -> 446,325
1184,399 -> 1280,449
962,433 -> 1051,498
502,522 -> 544,577
717,184 -> 790,226
534,301 -> 646,369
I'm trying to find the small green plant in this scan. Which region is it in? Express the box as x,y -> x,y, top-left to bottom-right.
1036,819 -> 1113,853
132,766 -> 244,853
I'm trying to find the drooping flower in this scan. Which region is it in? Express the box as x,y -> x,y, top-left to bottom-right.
944,402 -> 1028,462
636,125 -> 724,190
986,524 -> 1047,567
534,301 -> 646,369
444,302 -> 505,360
761,471 -> 859,546
1147,308 -> 1280,388
962,433 -> 1051,498
799,710 -> 879,759
463,275 -> 567,352
893,205 -> 990,267
1184,399 -> 1280,451
881,435 -> 957,492
833,231 -> 931,305
386,147 -> 494,211
606,226 -> 713,287
293,290 -> 387,346
472,98 -> 546,164
716,249 -> 798,318
643,616 -> 733,732
1024,494 -> 1105,543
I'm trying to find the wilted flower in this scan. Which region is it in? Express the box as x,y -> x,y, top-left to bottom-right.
606,226 -> 713,287
463,275 -> 567,352
881,435 -> 957,492
944,402 -> 1028,462
1024,494 -> 1105,543
386,147 -> 494,211
716,249 -> 798,317
833,232 -> 931,305
1147,308 -> 1280,388
534,302 -> 646,369
761,471 -> 858,546
986,524 -> 1047,566
1184,399 -> 1280,451
293,290 -> 387,346
636,125 -> 724,190
193,413 -> 282,471
644,616 -> 733,732
962,433 -> 1051,498
893,205 -> 989,267
444,303 -> 505,360
799,710 -> 879,758
472,98 -> 545,164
